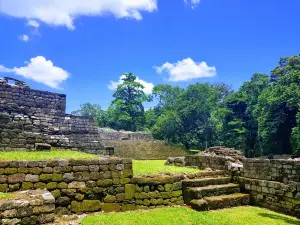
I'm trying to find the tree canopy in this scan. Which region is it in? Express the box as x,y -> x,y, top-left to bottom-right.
72,55 -> 300,157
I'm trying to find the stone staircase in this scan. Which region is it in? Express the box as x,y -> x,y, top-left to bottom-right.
183,175 -> 250,211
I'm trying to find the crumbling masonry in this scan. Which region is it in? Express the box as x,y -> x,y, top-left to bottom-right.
0,77 -> 110,155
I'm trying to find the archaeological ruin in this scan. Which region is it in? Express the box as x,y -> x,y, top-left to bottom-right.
0,78 -> 300,224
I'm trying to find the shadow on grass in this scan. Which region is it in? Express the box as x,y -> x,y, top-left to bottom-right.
258,213 -> 300,225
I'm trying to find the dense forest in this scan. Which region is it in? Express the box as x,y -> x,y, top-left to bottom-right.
72,55 -> 300,157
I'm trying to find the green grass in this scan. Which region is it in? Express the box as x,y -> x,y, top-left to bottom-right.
0,150 -> 99,161
81,206 -> 300,225
0,193 -> 12,199
133,160 -> 201,175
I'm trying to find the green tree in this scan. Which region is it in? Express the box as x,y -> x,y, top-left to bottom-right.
221,73 -> 270,156
257,70 -> 300,155
108,73 -> 150,131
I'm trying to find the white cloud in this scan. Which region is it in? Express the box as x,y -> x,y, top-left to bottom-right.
19,34 -> 29,42
0,56 -> 70,89
108,74 -> 154,94
184,0 -> 200,8
0,0 -> 158,30
27,19 -> 40,28
154,58 -> 216,82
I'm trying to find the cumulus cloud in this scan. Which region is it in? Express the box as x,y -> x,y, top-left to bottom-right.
0,0 -> 158,30
184,0 -> 200,8
0,56 -> 70,89
19,34 -> 29,42
154,58 -> 216,82
108,74 -> 154,94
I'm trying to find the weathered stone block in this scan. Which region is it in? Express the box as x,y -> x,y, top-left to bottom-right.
104,195 -> 116,203
71,200 -> 102,213
7,173 -> 25,183
68,181 -> 86,189
57,182 -> 68,189
25,174 -> 39,182
33,204 -> 55,214
125,184 -> 135,200
39,174 -> 53,182
102,203 -> 121,212
97,179 -> 113,187
22,182 -> 33,190
121,204 -> 136,211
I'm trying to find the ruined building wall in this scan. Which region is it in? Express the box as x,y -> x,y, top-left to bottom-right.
240,159 -> 300,218
0,78 -> 107,155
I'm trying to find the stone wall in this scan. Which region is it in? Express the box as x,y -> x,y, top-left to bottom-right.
185,155 -> 228,171
98,128 -> 153,141
0,190 -> 55,224
240,159 -> 300,217
103,140 -> 186,160
0,157 -> 230,215
0,79 -> 108,154
0,157 -> 132,214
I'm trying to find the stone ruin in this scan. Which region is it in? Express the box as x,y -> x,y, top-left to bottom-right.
0,77 -> 111,155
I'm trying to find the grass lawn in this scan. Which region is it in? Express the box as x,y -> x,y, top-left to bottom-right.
0,150 -> 99,160
133,160 -> 201,175
81,206 -> 300,225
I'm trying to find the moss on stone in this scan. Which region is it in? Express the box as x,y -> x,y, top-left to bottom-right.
143,185 -> 150,193
75,193 -> 85,201
121,169 -> 133,178
90,172 -> 100,180
52,174 -> 63,182
4,168 -> 18,175
97,179 -> 113,187
172,190 -> 182,197
104,195 -> 116,203
71,200 -> 102,213
0,184 -> 8,192
17,168 -> 28,173
164,184 -> 173,192
21,182 -> 33,190
120,178 -> 131,185
134,192 -> 150,199
158,185 -> 165,192
51,190 -> 61,198
160,192 -> 172,199
113,178 -> 120,185
111,171 -> 119,178
151,198 -> 158,205
116,193 -> 125,202
34,182 -> 46,189
136,199 -> 143,205
92,187 -> 104,193
143,199 -> 150,206
46,182 -> 57,190
121,204 -> 136,211
135,185 -> 143,193
9,183 -> 20,191
163,199 -> 170,205
39,174 -> 53,182
125,184 -> 135,200
57,182 -> 68,189
28,168 -> 42,175
102,203 -> 121,213
173,182 -> 182,191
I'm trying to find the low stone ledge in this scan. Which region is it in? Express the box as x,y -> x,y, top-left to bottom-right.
0,189 -> 55,224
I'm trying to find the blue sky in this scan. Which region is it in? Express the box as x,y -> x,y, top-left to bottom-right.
0,0 -> 300,113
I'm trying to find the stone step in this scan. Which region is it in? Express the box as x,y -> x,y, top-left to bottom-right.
182,177 -> 231,188
187,183 -> 240,201
190,193 -> 250,211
